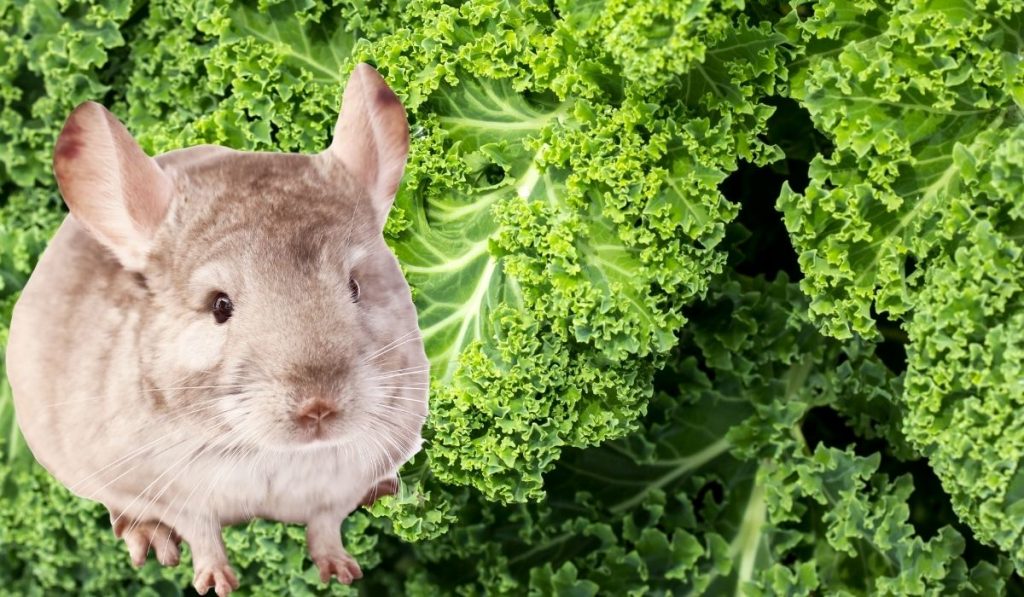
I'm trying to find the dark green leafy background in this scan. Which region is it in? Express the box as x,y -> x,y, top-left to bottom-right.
1,0 -> 1023,594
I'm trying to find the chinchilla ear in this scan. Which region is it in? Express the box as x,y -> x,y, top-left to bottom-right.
321,63 -> 410,230
52,101 -> 172,272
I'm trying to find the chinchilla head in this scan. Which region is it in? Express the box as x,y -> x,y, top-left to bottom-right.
51,64 -> 428,455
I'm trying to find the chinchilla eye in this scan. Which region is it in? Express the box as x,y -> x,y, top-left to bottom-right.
212,292 -> 233,324
349,278 -> 360,303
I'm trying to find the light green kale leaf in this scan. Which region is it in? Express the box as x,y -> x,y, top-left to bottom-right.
364,275 -> 1012,595
778,0 -> 1023,339
363,0 -> 787,504
903,123 -> 1024,570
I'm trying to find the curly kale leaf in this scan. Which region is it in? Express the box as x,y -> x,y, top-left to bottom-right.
778,0 -> 1023,339
362,276 -> 1012,595
362,0 -> 787,503
903,124 -> 1024,569
777,0 -> 1024,572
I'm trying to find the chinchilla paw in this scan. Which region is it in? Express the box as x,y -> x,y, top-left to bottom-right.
121,519 -> 182,567
192,561 -> 240,596
313,548 -> 363,584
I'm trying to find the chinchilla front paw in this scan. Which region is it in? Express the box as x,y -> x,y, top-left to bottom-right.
307,517 -> 363,585
192,560 -> 240,596
312,548 -> 363,585
110,511 -> 182,567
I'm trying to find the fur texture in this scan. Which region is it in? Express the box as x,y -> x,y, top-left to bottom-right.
6,64 -> 427,595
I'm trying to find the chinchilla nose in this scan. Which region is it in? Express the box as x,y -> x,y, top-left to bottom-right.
294,397 -> 338,430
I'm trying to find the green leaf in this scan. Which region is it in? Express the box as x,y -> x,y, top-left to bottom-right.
778,0 -> 1024,339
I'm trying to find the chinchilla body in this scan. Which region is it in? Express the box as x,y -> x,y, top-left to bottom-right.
5,64 -> 427,595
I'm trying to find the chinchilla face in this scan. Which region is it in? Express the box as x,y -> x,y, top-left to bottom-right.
50,65 -> 427,455
139,150 -> 426,451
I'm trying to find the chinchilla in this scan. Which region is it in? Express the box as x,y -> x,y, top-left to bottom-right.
5,63 -> 429,595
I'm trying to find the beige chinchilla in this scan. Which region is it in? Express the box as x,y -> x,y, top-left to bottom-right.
5,63 -> 429,595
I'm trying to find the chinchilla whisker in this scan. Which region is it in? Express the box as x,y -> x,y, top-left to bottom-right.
366,366 -> 431,381
374,384 -> 430,390
370,422 -> 402,470
68,398 -> 225,492
366,371 -> 430,383
45,383 -> 250,410
361,328 -> 421,363
361,329 -> 418,362
375,403 -> 424,418
168,421 -> 258,540
157,433 -> 249,556
393,421 -> 424,441
217,422 -> 264,456
375,390 -> 429,397
43,386 -> 227,408
89,403 -> 239,516
379,395 -> 427,404
242,419 -> 266,477
145,384 -> 252,392
375,422 -> 425,444
372,425 -> 404,466
370,363 -> 430,375
367,478 -> 379,505
374,403 -> 415,414
357,437 -> 374,478
377,396 -> 428,407
371,414 -> 425,439
350,441 -> 372,498
130,395 -> 231,438
108,434 -> 215,531
369,435 -> 391,489
362,434 -> 386,490
129,431 -> 218,541
240,438 -> 268,522
76,434 -> 196,501
364,335 -> 423,364
161,443 -> 246,554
